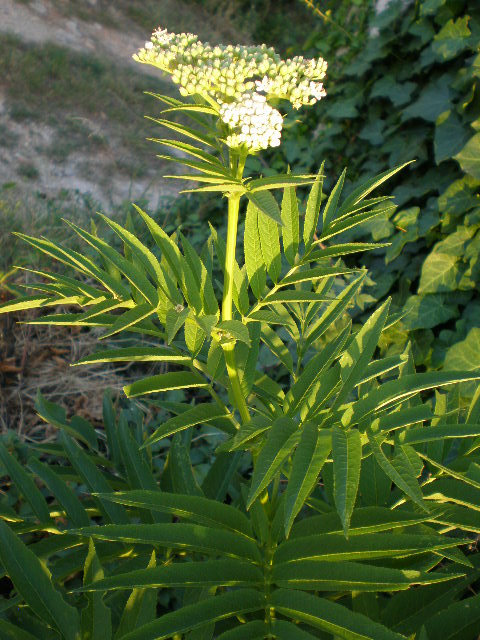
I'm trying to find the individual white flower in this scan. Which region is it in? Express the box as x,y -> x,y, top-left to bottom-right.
219,92 -> 283,151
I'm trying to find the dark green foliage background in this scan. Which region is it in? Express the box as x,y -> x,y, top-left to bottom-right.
273,0 -> 480,374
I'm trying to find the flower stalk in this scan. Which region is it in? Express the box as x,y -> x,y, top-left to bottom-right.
222,152 -> 250,424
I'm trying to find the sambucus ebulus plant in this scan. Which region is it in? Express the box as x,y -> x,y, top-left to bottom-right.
1,24 -> 480,640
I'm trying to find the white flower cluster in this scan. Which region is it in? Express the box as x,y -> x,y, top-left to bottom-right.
220,93 -> 282,150
134,27 -> 327,151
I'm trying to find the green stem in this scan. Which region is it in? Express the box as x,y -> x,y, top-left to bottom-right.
221,152 -> 250,424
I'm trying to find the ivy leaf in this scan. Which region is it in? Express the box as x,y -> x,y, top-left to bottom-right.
444,328 -> 480,371
432,16 -> 472,61
434,111 -> 470,164
454,133 -> 480,180
418,252 -> 459,294
402,80 -> 452,122
370,76 -> 416,107
402,294 -> 458,329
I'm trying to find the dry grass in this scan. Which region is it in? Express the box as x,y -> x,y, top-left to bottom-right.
0,307 -> 121,438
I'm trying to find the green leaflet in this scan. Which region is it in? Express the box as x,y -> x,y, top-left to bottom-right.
367,429 -> 427,510
117,413 -> 160,497
248,173 -> 317,191
27,457 -> 90,528
336,162 -> 413,217
181,232 -> 219,315
348,371 -> 480,425
115,551 -> 157,639
96,490 -> 254,537
78,559 -> 262,592
271,589 -> 406,640
149,138 -> 223,167
247,417 -> 300,508
166,433 -> 204,497
291,506 -> 431,538
0,620 -> 39,640
118,589 -> 263,640
146,116 -> 220,148
321,168 -> 346,232
64,220 -> 158,306
74,346 -> 191,366
216,319 -> 251,345
260,290 -> 330,305
60,432 -> 129,524
0,443 -> 50,522
333,298 -> 391,407
317,204 -> 397,243
99,303 -> 156,340
274,531 -> 467,564
143,403 -> 230,446
303,163 -> 325,251
272,559 -> 461,591
244,201 -> 267,299
284,323 -> 351,416
279,265 -> 357,287
0,521 -> 80,640
245,189 -> 283,225
124,371 -> 208,398
284,424 -> 332,536
400,423 -> 480,445
305,274 -> 365,347
332,427 -> 362,536
81,539 -> 112,640
72,523 -> 260,562
261,324 -> 294,373
216,621 -> 268,639
425,593 -> 480,640
257,206 -> 282,283
184,317 -> 206,356
281,182 -> 300,265
305,242 -> 388,263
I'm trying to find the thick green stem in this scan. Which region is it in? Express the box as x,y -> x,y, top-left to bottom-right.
221,152 -> 250,424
